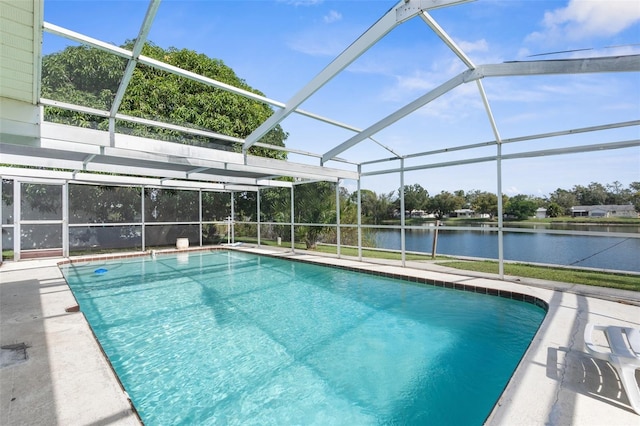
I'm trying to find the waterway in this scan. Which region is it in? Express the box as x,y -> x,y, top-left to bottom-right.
373,224 -> 640,273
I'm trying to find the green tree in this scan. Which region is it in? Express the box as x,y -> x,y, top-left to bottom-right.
471,191 -> 499,218
428,191 -> 463,220
358,189 -> 395,225
41,42 -> 288,159
548,188 -> 578,215
629,182 -> 640,212
573,182 -> 607,206
294,181 -> 336,249
462,189 -> 480,207
397,184 -> 429,214
505,195 -> 538,220
546,202 -> 562,218
605,181 -> 630,205
259,186 -> 291,222
325,187 -> 359,246
69,184 -> 141,223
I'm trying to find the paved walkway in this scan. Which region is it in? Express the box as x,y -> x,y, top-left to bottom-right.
1,248 -> 639,425
0,259 -> 140,426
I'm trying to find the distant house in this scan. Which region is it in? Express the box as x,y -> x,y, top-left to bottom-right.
452,208 -> 474,218
535,207 -> 547,219
393,209 -> 434,219
570,205 -> 638,218
451,209 -> 490,219
409,209 -> 434,219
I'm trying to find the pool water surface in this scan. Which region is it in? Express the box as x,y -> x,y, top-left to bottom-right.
60,251 -> 545,425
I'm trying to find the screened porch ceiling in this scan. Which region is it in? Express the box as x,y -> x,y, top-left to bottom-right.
0,0 -> 638,192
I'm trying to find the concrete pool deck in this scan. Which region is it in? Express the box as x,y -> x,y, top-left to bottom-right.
1,247 -> 639,425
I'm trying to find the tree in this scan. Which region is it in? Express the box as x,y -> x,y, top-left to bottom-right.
41,42 -> 288,159
358,189 -> 395,224
630,182 -> 640,212
398,184 -> 429,214
462,189 -> 480,207
471,191 -> 499,218
428,191 -> 464,219
546,202 -> 562,218
325,187 -> 359,246
573,182 -> 607,206
69,184 -> 141,223
294,181 -> 336,249
505,195 -> 538,220
548,188 -> 578,215
605,181 -> 630,205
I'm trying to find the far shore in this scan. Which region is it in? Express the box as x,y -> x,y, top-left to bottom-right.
382,216 -> 640,227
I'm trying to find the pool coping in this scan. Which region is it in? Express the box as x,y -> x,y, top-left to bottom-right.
2,246 -> 639,425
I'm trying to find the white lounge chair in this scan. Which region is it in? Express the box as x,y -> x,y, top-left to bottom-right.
584,323 -> 640,414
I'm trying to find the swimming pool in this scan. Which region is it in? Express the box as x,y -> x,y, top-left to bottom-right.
60,250 -> 546,425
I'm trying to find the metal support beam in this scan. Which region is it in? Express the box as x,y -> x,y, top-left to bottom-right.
242,3 -> 402,151
360,119 -> 640,167
141,186 -> 146,251
13,179 -> 20,260
496,144 -> 504,278
109,0 -> 160,120
199,189 -> 203,247
43,22 -> 389,138
471,55 -> 640,79
322,71 -> 471,163
400,158 -> 406,267
501,139 -> 640,159
40,98 -> 245,145
230,192 -> 235,244
290,186 -> 295,252
257,188 -> 261,247
419,11 -> 475,69
360,138 -> 639,176
322,55 -> 639,163
243,0 -> 470,152
43,22 -> 282,108
62,181 -> 69,257
336,180 -> 341,258
476,80 -> 504,278
357,166 -> 362,261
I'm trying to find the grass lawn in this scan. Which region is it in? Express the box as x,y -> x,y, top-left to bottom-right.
439,260 -> 640,292
238,238 -> 447,261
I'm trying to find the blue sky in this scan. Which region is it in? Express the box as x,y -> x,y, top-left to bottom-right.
44,0 -> 640,197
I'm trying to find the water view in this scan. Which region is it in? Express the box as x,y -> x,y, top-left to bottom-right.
373,224 -> 640,273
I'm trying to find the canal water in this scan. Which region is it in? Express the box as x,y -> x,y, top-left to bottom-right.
373,224 -> 640,273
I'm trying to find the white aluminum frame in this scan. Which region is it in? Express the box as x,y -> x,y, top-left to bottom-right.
1,0 -> 638,274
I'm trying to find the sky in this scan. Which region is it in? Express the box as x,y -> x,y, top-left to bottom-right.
43,0 -> 640,197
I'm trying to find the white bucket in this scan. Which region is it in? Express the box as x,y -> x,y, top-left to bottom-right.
176,238 -> 189,249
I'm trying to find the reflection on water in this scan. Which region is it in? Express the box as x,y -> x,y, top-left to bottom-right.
374,225 -> 640,272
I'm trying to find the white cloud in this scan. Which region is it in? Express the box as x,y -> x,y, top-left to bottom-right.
504,186 -> 521,195
323,10 -> 342,24
377,66 -> 483,122
394,71 -> 437,93
456,38 -> 488,53
528,0 -> 640,43
287,26 -> 354,56
378,55 -> 470,103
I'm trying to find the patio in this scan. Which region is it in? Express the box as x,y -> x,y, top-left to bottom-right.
1,0 -> 639,424
1,247 -> 639,425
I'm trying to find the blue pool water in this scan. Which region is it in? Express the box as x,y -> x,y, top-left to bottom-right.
60,251 -> 545,425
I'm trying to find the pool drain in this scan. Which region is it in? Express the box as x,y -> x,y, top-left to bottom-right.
0,343 -> 29,368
